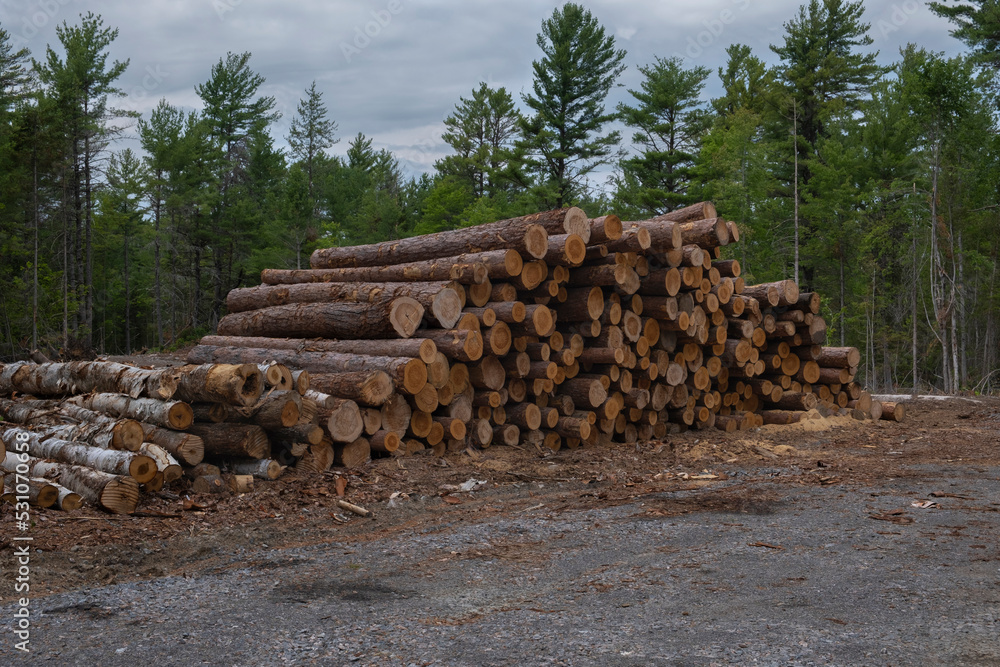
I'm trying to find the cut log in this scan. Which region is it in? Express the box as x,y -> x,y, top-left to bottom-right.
880,401 -> 906,422
226,281 -> 464,329
311,215 -> 550,267
412,329 -> 483,363
67,394 -> 193,431
172,363 -> 263,408
370,430 -> 401,454
320,398 -> 364,444
216,297 -> 424,340
200,335 -> 439,365
139,423 -> 204,466
334,438 -> 371,469
0,427 -> 157,483
380,393 -> 413,436
589,215 -> 623,243
2,477 -> 58,509
186,423 -> 270,459
138,443 -> 183,483
815,347 -> 861,368
0,397 -> 144,451
306,371 -> 394,407
228,458 -> 282,480
187,346 -> 427,396
0,360 -> 179,400
1,456 -> 139,514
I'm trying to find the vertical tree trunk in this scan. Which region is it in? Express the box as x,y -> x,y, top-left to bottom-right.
911,200 -> 918,396
154,179 -> 163,348
84,95 -> 94,350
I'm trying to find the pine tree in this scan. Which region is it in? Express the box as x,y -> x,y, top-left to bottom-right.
516,3 -> 626,208
34,12 -> 131,350
929,0 -> 1000,72
287,80 -> 337,216
615,56 -> 712,216
437,82 -> 522,199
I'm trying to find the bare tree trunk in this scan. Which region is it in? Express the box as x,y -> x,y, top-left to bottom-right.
912,200 -> 918,396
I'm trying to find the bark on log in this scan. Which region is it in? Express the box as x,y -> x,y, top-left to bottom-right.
3,477 -> 57,508
201,335 -> 439,365
311,214 -> 551,267
0,360 -> 178,400
880,401 -> 906,422
187,346 -> 427,396
217,297 -> 424,340
0,397 -> 144,451
411,329 -> 483,363
186,423 -> 270,459
138,443 -> 183,483
173,363 -> 263,408
264,252 -> 494,286
139,423 -> 204,466
589,215 -> 623,243
1,455 -> 139,514
0,427 -> 157,484
226,281 -> 464,329
227,458 -> 282,480
67,394 -> 193,431
815,347 -> 861,369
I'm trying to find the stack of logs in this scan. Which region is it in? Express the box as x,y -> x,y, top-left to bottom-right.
0,359 -> 329,513
182,202 -> 900,459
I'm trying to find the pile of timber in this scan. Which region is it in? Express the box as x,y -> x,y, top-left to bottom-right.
0,360 -> 307,513
184,203 -> 899,458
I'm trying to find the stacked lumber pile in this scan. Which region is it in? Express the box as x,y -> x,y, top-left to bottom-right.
184,202 -> 889,458
0,360 -> 307,513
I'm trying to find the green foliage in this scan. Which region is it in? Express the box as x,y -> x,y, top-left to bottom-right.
930,0 -> 1000,72
516,2 -> 627,208
615,56 -> 712,216
437,82 -> 522,199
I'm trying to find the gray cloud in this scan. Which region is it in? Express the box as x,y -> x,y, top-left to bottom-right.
1,0 -> 966,177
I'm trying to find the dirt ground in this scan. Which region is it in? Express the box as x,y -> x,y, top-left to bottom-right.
2,396 -> 999,665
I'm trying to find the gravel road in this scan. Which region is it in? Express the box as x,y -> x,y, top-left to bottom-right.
3,460 -> 999,666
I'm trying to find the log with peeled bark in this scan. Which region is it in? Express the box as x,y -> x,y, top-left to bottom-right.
2,477 -> 58,508
139,423 -> 204,466
186,423 -> 270,459
0,426 -> 157,484
187,346 -> 427,396
311,214 -> 551,268
67,393 -> 193,431
138,443 -> 183,483
201,335 -> 439,365
334,437 -> 371,469
1,455 -> 139,514
0,360 -> 179,400
216,297 -> 424,340
0,397 -> 144,451
319,398 -> 364,444
226,280 -> 464,329
172,363 -> 263,408
227,458 -> 282,480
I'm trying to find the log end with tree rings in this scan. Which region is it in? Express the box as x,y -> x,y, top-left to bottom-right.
168,402 -> 194,430
388,297 -> 425,338
523,224 -> 549,260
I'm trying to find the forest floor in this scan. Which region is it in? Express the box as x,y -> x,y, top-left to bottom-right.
2,396 -> 999,665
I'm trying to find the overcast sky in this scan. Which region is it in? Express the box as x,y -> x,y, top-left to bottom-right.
1,0 -> 968,178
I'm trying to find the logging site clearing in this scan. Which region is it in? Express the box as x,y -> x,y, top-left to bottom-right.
3,394 -> 1000,664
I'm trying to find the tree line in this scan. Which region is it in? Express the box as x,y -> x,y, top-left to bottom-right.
1,1 -> 998,394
